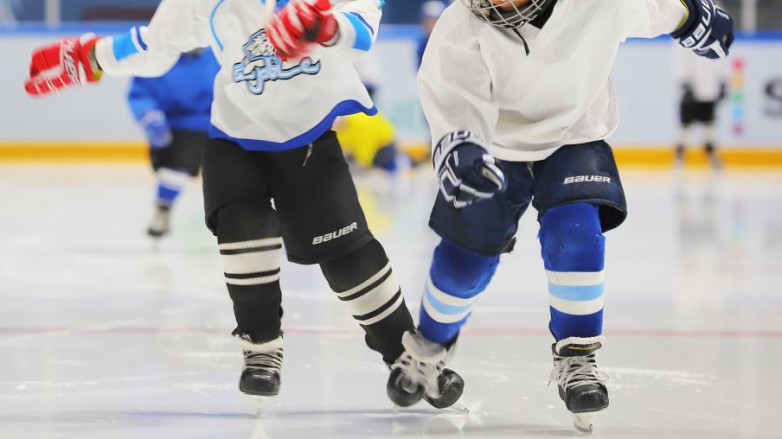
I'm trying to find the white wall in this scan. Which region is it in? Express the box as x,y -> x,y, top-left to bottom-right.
0,34 -> 142,142
2,30 -> 781,147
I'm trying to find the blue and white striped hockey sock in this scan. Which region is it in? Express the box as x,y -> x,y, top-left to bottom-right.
419,240 -> 499,344
156,168 -> 190,206
539,203 -> 605,340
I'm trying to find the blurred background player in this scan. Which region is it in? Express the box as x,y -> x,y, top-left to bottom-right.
335,54 -> 400,173
412,0 -> 733,432
675,45 -> 729,169
128,48 -> 220,238
0,0 -> 16,23
416,0 -> 447,68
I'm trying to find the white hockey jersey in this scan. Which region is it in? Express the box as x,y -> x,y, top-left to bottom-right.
418,0 -> 687,162
94,0 -> 381,151
675,44 -> 729,102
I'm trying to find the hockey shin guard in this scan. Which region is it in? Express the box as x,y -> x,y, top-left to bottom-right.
320,239 -> 415,364
217,203 -> 284,343
419,239 -> 499,345
539,203 -> 605,341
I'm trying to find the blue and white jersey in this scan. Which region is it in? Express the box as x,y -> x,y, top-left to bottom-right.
128,49 -> 220,133
95,0 -> 381,151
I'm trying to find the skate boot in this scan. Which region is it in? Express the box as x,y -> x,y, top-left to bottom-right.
706,147 -> 723,170
550,336 -> 609,434
386,330 -> 465,410
235,334 -> 283,398
147,204 -> 171,238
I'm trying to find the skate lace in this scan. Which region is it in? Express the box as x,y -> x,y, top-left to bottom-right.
549,354 -> 609,391
392,352 -> 445,398
244,348 -> 283,375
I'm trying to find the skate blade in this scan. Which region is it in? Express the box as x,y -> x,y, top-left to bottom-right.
252,395 -> 271,413
449,399 -> 470,414
573,413 -> 594,435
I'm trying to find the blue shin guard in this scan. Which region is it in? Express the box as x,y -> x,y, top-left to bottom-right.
419,240 -> 499,344
539,203 -> 606,341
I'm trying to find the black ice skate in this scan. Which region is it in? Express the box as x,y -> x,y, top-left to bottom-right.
147,204 -> 171,238
550,336 -> 609,434
386,330 -> 465,411
235,334 -> 283,398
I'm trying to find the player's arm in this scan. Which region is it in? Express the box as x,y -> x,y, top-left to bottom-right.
265,0 -> 381,61
418,24 -> 505,209
325,0 -> 381,61
128,79 -> 173,149
25,0 -> 209,96
622,0 -> 733,59
671,0 -> 734,59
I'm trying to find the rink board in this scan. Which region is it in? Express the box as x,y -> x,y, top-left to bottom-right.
1,25 -> 781,166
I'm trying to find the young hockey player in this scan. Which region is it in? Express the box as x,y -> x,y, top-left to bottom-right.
411,0 -> 733,432
127,48 -> 219,238
674,45 -> 729,169
23,0 -> 463,409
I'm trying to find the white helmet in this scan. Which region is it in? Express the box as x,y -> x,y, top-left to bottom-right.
462,0 -> 553,28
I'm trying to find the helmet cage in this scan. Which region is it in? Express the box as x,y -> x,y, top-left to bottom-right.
462,0 -> 551,28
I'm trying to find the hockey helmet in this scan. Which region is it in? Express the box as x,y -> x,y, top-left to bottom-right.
462,0 -> 552,28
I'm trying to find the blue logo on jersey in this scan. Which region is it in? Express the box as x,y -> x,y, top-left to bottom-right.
232,29 -> 321,95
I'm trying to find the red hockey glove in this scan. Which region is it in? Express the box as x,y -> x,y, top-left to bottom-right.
265,0 -> 338,60
24,33 -> 102,97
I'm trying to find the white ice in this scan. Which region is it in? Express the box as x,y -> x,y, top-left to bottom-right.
1,164 -> 781,439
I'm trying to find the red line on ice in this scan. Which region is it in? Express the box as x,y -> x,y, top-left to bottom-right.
0,327 -> 780,337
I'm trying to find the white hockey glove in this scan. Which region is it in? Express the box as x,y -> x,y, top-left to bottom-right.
432,131 -> 506,209
672,0 -> 734,59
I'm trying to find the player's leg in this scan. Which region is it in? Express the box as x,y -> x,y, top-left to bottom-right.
676,89 -> 696,165
203,138 -> 285,397
265,131 -> 446,406
146,130 -> 206,237
698,101 -> 721,169
532,141 -> 627,433
397,160 -> 532,407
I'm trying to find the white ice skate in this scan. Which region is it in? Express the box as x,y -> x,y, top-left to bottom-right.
147,204 -> 171,239
549,336 -> 609,435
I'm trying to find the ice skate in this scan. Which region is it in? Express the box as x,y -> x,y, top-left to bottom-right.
146,204 -> 171,238
386,330 -> 465,410
549,336 -> 609,435
707,150 -> 723,170
235,334 -> 283,398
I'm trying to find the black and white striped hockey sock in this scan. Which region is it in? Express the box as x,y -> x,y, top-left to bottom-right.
321,239 -> 415,364
220,237 -> 284,343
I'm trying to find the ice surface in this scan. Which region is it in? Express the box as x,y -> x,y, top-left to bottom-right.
1,165 -> 780,438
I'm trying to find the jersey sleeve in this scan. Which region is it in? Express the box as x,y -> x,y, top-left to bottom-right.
619,0 -> 688,40
417,19 -> 498,151
325,0 -> 382,62
94,0 -> 210,77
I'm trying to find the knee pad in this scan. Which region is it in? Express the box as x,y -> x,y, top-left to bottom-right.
539,203 -> 604,272
209,200 -> 278,242
430,240 -> 499,298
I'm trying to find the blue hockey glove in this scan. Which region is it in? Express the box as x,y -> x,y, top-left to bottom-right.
672,0 -> 734,59
140,110 -> 173,149
432,130 -> 506,209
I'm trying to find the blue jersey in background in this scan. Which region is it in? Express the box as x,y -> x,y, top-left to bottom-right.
128,49 -> 220,133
